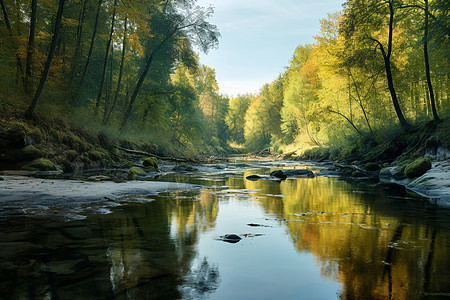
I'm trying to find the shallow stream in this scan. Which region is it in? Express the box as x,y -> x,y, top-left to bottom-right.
1,160 -> 449,299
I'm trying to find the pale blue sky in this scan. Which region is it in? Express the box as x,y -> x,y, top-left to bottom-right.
196,0 -> 344,97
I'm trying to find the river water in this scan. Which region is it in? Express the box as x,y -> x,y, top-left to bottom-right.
1,160 -> 449,299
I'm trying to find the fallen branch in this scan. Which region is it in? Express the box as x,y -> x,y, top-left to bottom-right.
115,145 -> 198,164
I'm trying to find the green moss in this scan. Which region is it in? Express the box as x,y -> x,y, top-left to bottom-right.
64,133 -> 90,153
339,145 -> 357,159
88,150 -> 106,161
56,158 -> 73,173
404,157 -> 432,179
23,159 -> 58,171
143,157 -> 159,171
0,121 -> 27,148
5,145 -> 43,162
65,150 -> 78,161
365,162 -> 380,171
129,166 -> 146,176
303,147 -> 330,160
127,172 -> 137,181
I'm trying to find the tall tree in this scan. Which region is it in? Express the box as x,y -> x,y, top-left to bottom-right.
342,0 -> 409,128
120,2 -> 220,130
104,16 -> 127,124
25,0 -> 66,118
24,0 -> 37,95
72,0 -> 103,103
423,0 -> 440,121
94,0 -> 118,117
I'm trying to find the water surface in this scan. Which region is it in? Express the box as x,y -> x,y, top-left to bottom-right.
1,161 -> 449,299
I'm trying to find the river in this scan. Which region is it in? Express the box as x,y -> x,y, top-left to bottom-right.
1,160 -> 449,299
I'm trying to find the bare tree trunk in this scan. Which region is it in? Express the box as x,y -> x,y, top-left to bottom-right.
423,0 -> 440,121
94,0 -> 118,116
25,0 -> 66,118
104,16 -> 127,124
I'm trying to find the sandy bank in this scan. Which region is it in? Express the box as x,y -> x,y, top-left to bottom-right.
0,176 -> 200,219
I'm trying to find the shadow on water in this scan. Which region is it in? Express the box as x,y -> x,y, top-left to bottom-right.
0,162 -> 449,299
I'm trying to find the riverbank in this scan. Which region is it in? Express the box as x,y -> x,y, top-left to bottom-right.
284,119 -> 450,207
0,175 -> 199,220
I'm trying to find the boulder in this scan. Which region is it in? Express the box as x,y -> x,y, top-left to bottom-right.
404,158 -> 432,179
143,157 -> 159,171
23,159 -> 59,171
245,174 -> 269,180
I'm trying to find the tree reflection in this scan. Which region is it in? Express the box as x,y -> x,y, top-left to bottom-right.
0,189 -> 220,299
243,173 -> 450,299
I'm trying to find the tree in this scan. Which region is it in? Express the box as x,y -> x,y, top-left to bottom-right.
25,0 -> 66,118
342,0 -> 409,128
120,1 -> 220,130
422,0 -> 440,121
24,0 -> 37,95
94,0 -> 119,117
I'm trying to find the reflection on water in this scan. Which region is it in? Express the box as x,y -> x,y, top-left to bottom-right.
0,164 -> 449,299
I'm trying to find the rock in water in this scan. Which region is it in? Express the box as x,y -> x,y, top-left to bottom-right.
222,234 -> 242,243
270,170 -> 287,180
246,174 -> 265,180
282,169 -> 314,178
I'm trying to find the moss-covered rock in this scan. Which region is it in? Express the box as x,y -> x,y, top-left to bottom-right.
127,166 -> 146,180
1,145 -> 44,162
127,172 -> 137,181
23,159 -> 58,171
404,158 -> 432,179
0,121 -> 27,149
143,157 -> 159,171
365,162 -> 380,171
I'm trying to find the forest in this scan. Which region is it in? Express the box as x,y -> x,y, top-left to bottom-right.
0,0 -> 449,159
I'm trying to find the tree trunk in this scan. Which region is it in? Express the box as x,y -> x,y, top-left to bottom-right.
1,0 -> 25,88
72,0 -> 102,103
94,0 -> 118,116
120,52 -> 156,130
70,0 -> 87,82
385,0 -> 408,128
423,0 -> 440,121
104,16 -> 127,124
25,0 -> 66,118
24,0 -> 37,95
